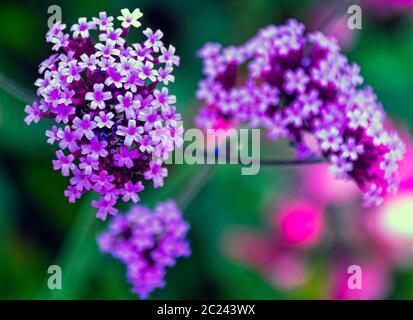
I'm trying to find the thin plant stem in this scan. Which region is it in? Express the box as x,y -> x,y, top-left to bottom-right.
177,165 -> 215,211
201,152 -> 325,166
0,71 -> 35,104
316,0 -> 358,32
260,157 -> 325,165
37,194 -> 97,299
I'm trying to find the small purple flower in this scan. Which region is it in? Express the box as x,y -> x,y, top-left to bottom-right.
139,61 -> 157,82
97,200 -> 190,299
121,181 -> 144,203
91,170 -> 115,193
70,17 -> 96,38
105,67 -> 123,88
39,54 -> 59,73
153,87 -> 176,109
348,108 -> 369,129
46,125 -> 60,144
24,102 -> 42,125
51,33 -> 69,51
298,89 -> 322,117
283,68 -> 309,94
92,12 -> 114,31
115,92 -> 139,119
99,27 -> 125,46
159,45 -> 179,66
70,168 -> 92,192
157,66 -> 174,85
95,42 -> 121,58
116,120 -> 144,147
79,54 -> 98,71
341,137 -> 365,161
143,28 -> 164,52
46,21 -> 66,42
113,146 -> 139,168
54,104 -> 75,124
81,137 -> 108,158
144,160 -> 167,188
316,127 -> 343,152
72,115 -> 96,140
139,135 -> 155,153
57,126 -> 80,152
85,83 -> 112,110
92,194 -> 118,220
64,185 -> 82,203
52,150 -> 75,176
62,61 -> 83,83
328,155 -> 354,179
79,155 -> 99,175
94,111 -> 114,129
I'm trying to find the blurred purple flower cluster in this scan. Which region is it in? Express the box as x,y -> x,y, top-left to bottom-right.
24,9 -> 183,220
98,200 -> 190,299
364,0 -> 413,16
195,19 -> 405,207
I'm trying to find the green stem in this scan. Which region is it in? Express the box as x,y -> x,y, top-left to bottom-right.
37,193 -> 98,299
201,152 -> 325,166
0,71 -> 35,104
177,165 -> 215,211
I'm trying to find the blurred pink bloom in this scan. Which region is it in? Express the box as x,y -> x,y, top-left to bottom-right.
274,201 -> 324,247
308,4 -> 356,48
222,227 -> 308,289
328,16 -> 355,48
267,252 -> 308,289
298,133 -> 359,204
367,192 -> 413,263
203,117 -> 237,150
330,259 -> 390,300
300,164 -> 359,204
364,130 -> 413,263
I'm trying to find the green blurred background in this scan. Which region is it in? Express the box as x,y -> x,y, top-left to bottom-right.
1,0 -> 413,299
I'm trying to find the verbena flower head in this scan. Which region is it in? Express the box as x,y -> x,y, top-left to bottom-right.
195,20 -> 405,207
97,200 -> 190,299
25,9 -> 182,220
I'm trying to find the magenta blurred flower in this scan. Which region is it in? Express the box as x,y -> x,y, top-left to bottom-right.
275,201 -> 324,247
331,259 -> 390,300
25,9 -> 182,220
97,200 -> 190,299
195,20 -> 405,207
299,163 -> 359,204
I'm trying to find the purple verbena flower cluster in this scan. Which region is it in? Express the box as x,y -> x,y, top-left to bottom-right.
97,200 -> 190,299
24,9 -> 182,220
195,19 -> 405,207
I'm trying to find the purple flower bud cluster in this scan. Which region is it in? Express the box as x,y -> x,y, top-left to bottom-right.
97,200 -> 190,299
195,19 -> 405,207
24,9 -> 183,220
